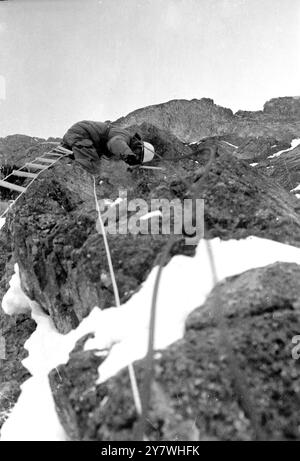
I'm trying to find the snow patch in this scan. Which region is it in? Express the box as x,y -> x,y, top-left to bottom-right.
291,184 -> 300,193
3,237 -> 300,440
2,264 -> 31,315
250,163 -> 258,167
0,376 -> 66,441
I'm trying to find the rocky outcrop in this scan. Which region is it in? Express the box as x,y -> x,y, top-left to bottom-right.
115,98 -> 234,142
8,124 -> 300,335
0,135 -> 61,167
9,124 -> 196,334
267,145 -> 300,192
49,262 -> 300,440
0,224 -> 35,430
235,97 -> 300,120
191,136 -> 292,162
1,96 -> 300,441
115,97 -> 300,143
264,97 -> 300,118
234,137 -> 290,161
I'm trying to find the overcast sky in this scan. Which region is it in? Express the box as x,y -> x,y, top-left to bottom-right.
0,0 -> 299,138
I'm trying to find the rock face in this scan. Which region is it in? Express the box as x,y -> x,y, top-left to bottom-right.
1,96 -> 300,440
267,145 -> 300,191
263,97 -> 300,118
9,124 -> 197,334
9,123 -> 300,335
115,99 -> 234,143
49,262 -> 300,441
115,97 -> 300,143
234,137 -> 290,161
251,144 -> 300,194
0,135 -> 61,167
0,223 -> 35,430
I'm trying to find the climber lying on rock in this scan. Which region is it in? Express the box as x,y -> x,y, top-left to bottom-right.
62,120 -> 156,173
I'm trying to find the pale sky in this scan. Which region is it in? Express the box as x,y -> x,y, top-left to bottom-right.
0,0 -> 299,138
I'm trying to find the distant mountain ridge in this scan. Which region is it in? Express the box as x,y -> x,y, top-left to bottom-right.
115,96 -> 300,143
1,96 -> 300,170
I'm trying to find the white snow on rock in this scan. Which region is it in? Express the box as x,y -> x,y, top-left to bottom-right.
268,138 -> 300,158
2,236 -> 300,440
0,218 -> 6,229
250,163 -> 258,167
291,184 -> 300,193
0,376 -> 67,441
2,264 -> 31,315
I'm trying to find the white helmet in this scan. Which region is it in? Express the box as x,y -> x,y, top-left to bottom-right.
142,141 -> 155,163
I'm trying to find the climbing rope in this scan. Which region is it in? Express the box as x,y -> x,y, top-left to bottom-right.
93,177 -> 142,418
136,147 -> 264,440
0,138 -> 263,438
0,143 -> 143,420
136,148 -> 216,440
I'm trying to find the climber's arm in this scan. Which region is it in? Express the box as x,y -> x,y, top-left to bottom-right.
107,136 -> 140,165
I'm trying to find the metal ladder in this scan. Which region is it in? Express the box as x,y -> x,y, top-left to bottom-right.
0,144 -> 165,221
0,144 -> 72,218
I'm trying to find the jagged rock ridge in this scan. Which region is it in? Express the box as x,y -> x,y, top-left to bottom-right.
115,96 -> 300,143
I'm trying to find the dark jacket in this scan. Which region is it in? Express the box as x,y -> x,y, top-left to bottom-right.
62,121 -> 141,171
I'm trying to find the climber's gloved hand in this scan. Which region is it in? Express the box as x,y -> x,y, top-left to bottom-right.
125,152 -> 142,166
128,135 -> 144,165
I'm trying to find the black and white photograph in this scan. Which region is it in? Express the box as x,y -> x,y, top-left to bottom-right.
0,0 -> 300,448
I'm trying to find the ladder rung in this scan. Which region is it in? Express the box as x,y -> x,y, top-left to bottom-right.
53,146 -> 72,154
0,180 -> 26,193
12,170 -> 37,179
39,142 -> 60,146
140,166 -> 165,170
44,153 -> 62,157
25,163 -> 48,170
35,157 -> 56,164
